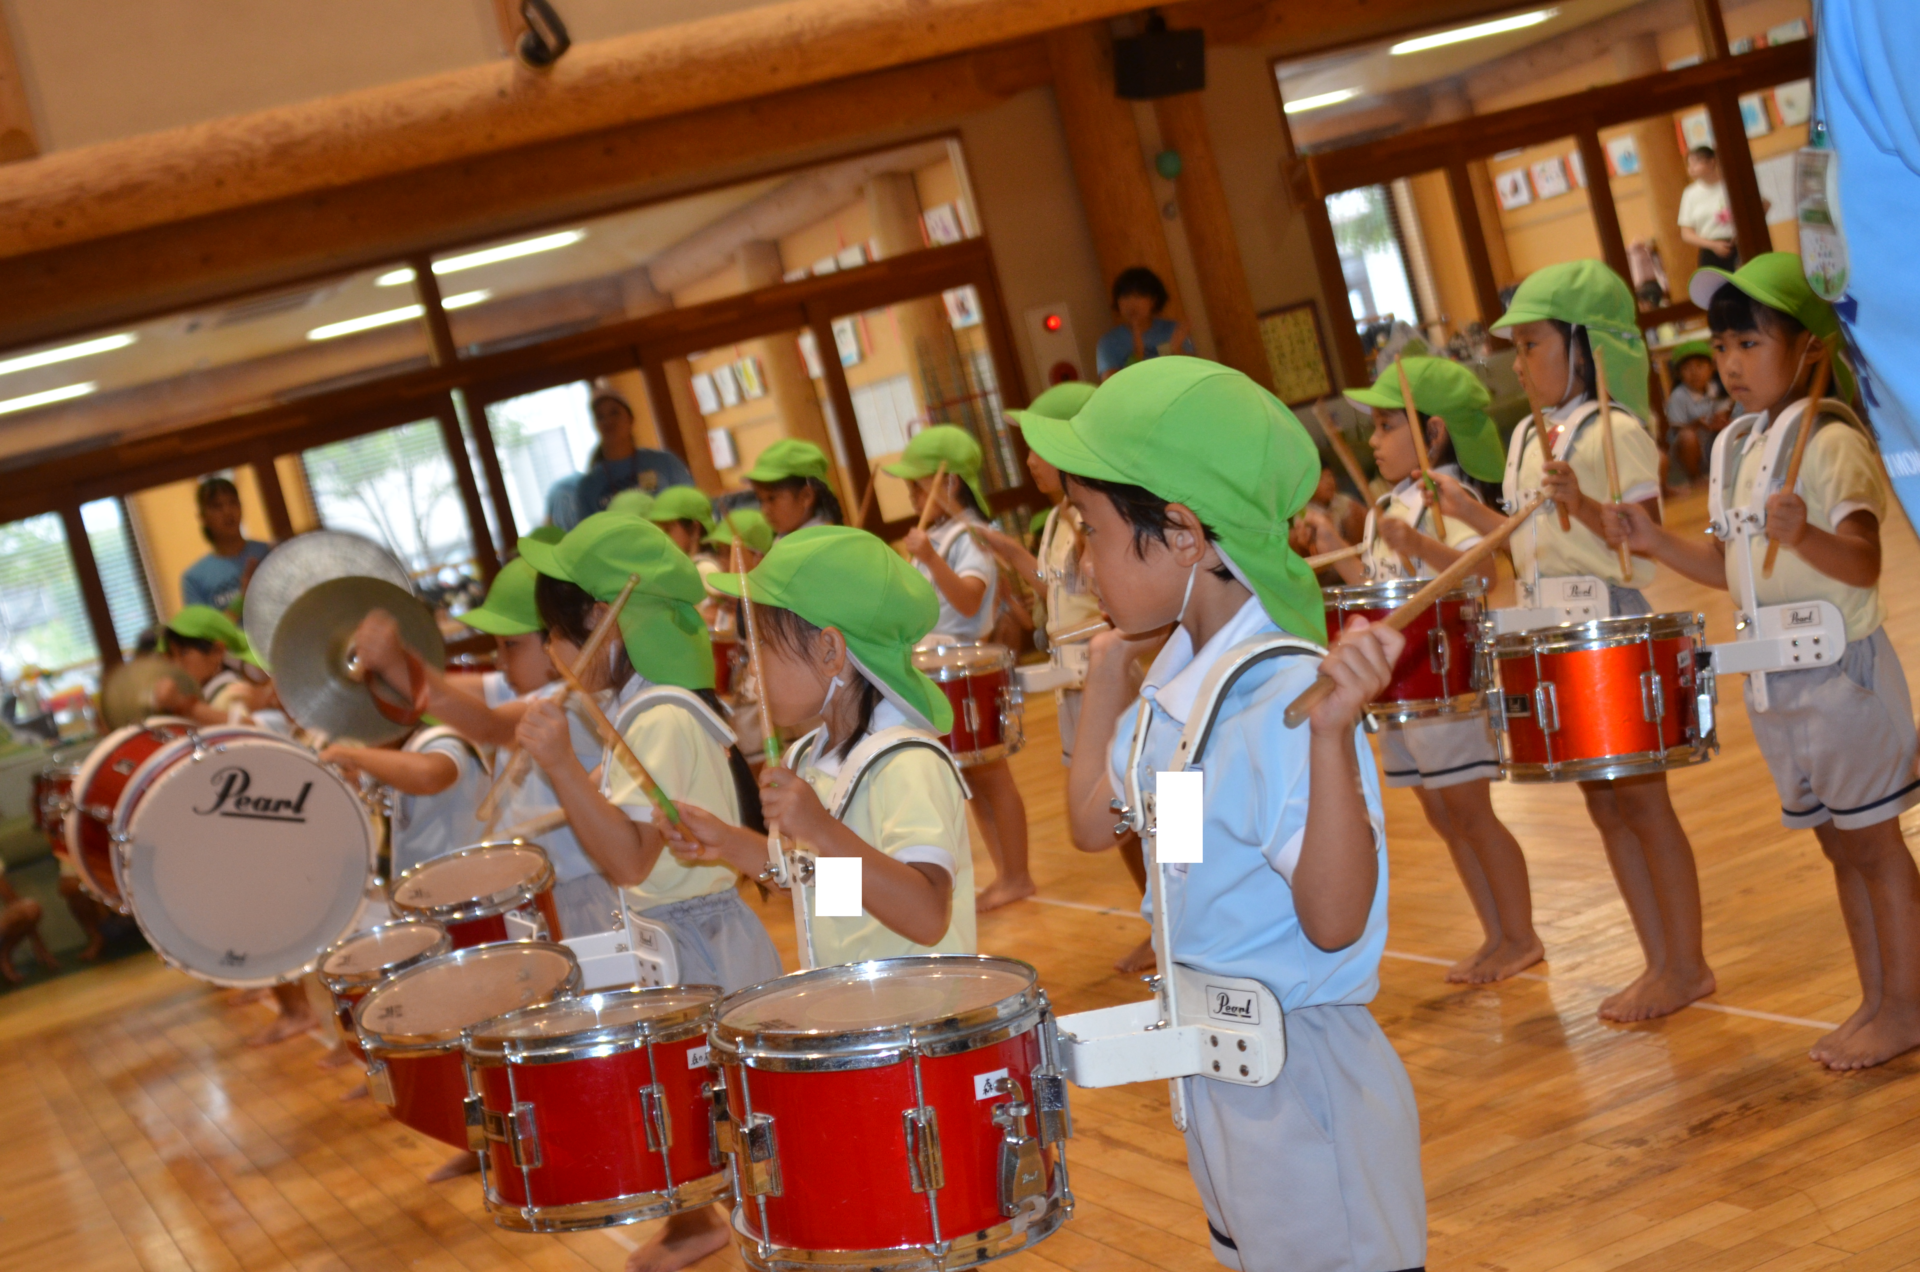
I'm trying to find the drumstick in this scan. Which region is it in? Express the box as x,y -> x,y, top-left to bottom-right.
853,474 -> 879,529
1519,367 -> 1574,533
1309,399 -> 1375,505
1306,542 -> 1366,569
1395,357 -> 1447,541
1050,616 -> 1112,645
726,519 -> 780,768
1593,355 -> 1635,579
1762,353 -> 1833,578
551,659 -> 681,826
477,575 -> 637,824
1283,492 -> 1548,728
915,461 -> 949,533
499,808 -> 570,841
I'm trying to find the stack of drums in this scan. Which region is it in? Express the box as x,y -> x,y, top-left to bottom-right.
318,920 -> 452,1059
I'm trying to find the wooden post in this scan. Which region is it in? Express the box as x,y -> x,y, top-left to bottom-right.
1692,0 -> 1732,62
462,394 -> 521,555
411,255 -> 461,367
1153,91 -> 1271,390
646,355 -> 722,493
434,401 -> 501,579
59,503 -> 123,672
1445,163 -> 1506,333
1704,89 -> 1771,264
0,13 -> 36,164
1576,126 -> 1633,288
250,455 -> 296,541
808,312 -> 874,529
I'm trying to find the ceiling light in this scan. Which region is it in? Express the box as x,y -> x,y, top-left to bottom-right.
0,382 -> 96,415
306,291 -> 490,341
0,333 -> 136,378
375,230 -> 586,287
1391,9 -> 1556,55
1284,88 -> 1360,114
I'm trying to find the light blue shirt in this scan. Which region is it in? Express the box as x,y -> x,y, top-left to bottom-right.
1108,596 -> 1389,1011
497,679 -> 609,884
181,541 -> 273,612
1095,318 -> 1194,378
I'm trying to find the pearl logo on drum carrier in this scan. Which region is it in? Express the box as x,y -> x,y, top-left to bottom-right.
192,766 -> 313,822
1206,985 -> 1258,1024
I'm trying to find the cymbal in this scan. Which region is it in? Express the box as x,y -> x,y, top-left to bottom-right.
244,531 -> 412,671
100,657 -> 200,730
270,577 -> 445,745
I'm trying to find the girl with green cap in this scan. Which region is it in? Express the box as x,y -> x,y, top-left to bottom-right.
1664,339 -> 1731,489
1607,254 -> 1920,1070
887,423 -> 1034,911
151,605 -> 267,726
1440,259 -> 1716,1025
744,438 -> 842,535
660,525 -> 978,964
1023,356 -> 1427,1271
1304,356 -> 1544,986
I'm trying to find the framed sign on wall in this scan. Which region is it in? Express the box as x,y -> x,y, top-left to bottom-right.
1258,300 -> 1335,406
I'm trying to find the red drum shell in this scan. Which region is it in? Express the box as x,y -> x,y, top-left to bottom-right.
913,642 -> 1022,767
1324,579 -> 1483,720
64,720 -> 194,910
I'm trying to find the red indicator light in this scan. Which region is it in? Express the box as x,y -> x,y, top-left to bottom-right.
1043,313 -> 1063,332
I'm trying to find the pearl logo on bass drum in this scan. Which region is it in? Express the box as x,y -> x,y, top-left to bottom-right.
192,766 -> 314,823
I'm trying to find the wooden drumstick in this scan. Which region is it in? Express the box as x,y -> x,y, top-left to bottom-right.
1308,398 -> 1375,505
1518,366 -> 1574,533
727,517 -> 781,769
1306,542 -> 1366,569
915,460 -> 949,533
551,660 -> 681,826
1283,492 -> 1547,728
1762,353 -> 1833,579
1592,355 -> 1635,579
477,575 -> 637,824
853,474 -> 880,530
1395,357 -> 1447,541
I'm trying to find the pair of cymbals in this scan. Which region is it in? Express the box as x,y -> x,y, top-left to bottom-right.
99,657 -> 200,730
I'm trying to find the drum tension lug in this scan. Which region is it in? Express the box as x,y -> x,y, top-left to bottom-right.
903,1106 -> 945,1194
638,1083 -> 673,1153
470,1096 -> 542,1168
366,1060 -> 395,1107
737,1112 -> 783,1197
990,1078 -> 1049,1218
1032,1072 -> 1072,1145
702,1078 -> 734,1165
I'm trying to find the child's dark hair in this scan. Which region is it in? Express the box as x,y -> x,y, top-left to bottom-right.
196,476 -> 239,545
1062,474 -> 1232,582
1111,266 -> 1169,313
1689,145 -> 1716,163
162,627 -> 219,657
1419,416 -> 1502,507
1543,320 -> 1598,399
535,573 -> 765,832
759,604 -> 884,761
751,475 -> 843,525
1706,286 -> 1806,340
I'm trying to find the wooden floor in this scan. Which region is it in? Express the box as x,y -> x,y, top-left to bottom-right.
7,490 -> 1920,1272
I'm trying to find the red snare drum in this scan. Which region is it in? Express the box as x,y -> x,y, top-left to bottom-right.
63,718 -> 195,911
355,941 -> 579,1149
911,642 -> 1024,767
711,956 -> 1072,1272
465,986 -> 729,1232
1324,578 -> 1485,722
318,920 -> 452,1059
390,841 -> 560,947
1487,612 -> 1716,782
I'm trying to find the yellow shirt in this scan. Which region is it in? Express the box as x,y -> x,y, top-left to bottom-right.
1726,410 -> 1887,642
1505,400 -> 1660,589
794,703 -> 977,967
602,682 -> 743,908
1363,466 -> 1484,582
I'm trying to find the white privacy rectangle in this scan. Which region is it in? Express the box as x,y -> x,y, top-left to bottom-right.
1155,770 -> 1204,863
814,857 -> 863,916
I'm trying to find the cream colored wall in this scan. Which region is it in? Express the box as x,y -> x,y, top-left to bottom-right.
127,473 -> 277,620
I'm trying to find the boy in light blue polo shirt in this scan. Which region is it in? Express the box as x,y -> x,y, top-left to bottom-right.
1027,358 -> 1425,1272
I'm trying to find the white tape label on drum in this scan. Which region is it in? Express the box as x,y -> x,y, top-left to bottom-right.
687,1043 -> 711,1069
1155,770 -> 1204,863
974,1067 -> 1010,1100
814,856 -> 863,916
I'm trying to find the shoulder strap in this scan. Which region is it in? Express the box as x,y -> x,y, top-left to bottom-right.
1707,411 -> 1764,530
1166,635 -> 1328,775
826,725 -> 971,817
405,724 -> 479,761
612,685 -> 735,749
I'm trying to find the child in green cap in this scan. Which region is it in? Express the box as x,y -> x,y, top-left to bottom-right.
1303,356 -> 1544,986
646,485 -> 723,580
886,423 -> 1033,911
662,525 -> 978,965
152,605 -> 266,726
744,438 -> 842,535
1028,356 -> 1426,1271
1664,340 -> 1731,490
1606,253 -> 1920,1070
1440,259 -> 1717,1025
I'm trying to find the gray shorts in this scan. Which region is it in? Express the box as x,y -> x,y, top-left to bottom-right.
639,888 -> 784,993
552,872 -> 621,938
1181,1003 -> 1426,1272
1378,709 -> 1499,789
1609,586 -> 1651,617
1746,628 -> 1920,830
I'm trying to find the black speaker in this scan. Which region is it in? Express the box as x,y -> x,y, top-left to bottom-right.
1113,17 -> 1205,100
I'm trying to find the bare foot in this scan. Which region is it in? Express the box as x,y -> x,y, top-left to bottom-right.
1598,966 -> 1716,1022
248,1009 -> 318,1047
79,935 -> 105,961
316,1046 -> 357,1069
1445,935 -> 1502,984
626,1205 -> 732,1272
1464,936 -> 1545,985
0,957 -> 21,986
1818,1008 -> 1920,1071
339,1082 -> 369,1102
29,941 -> 59,972
225,987 -> 269,1008
1113,937 -> 1156,974
976,877 -> 1036,913
1810,999 -> 1877,1065
427,1150 -> 480,1181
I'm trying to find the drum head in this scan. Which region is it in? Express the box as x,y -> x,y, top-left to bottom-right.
911,641 -> 1013,678
392,844 -> 552,917
357,943 -> 579,1047
320,920 -> 449,979
719,956 -> 1034,1036
478,986 -> 719,1044
120,735 -> 375,988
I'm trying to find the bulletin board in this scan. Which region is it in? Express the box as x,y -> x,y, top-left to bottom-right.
1259,300 -> 1335,406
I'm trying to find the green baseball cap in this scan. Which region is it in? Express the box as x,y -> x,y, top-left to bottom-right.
1343,357 -> 1503,483
462,558 -> 542,637
1009,381 -> 1095,428
1666,339 -> 1715,369
883,425 -> 991,514
707,508 -> 774,556
1021,357 -> 1327,644
1688,252 -> 1856,403
607,488 -> 655,520
517,512 -> 714,690
745,438 -> 834,489
162,605 -> 265,668
646,485 -> 717,534
707,525 -> 952,733
1493,259 -> 1652,419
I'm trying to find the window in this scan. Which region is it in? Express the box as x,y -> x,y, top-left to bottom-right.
81,497 -> 154,653
0,513 -> 98,688
480,382 -> 603,537
1327,186 -> 1420,343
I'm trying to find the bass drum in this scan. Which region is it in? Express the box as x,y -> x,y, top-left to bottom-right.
64,717 -> 200,912
113,727 -> 378,987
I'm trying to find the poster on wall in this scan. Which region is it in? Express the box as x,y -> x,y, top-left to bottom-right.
1774,79 -> 1812,127
796,329 -> 825,379
835,243 -> 868,271
1766,17 -> 1808,44
1739,93 -> 1773,139
830,316 -> 863,367
1605,135 -> 1641,177
1494,168 -> 1533,210
1257,301 -> 1334,407
922,203 -> 965,246
714,364 -> 743,409
942,285 -> 983,329
708,428 -> 738,471
1677,109 -> 1715,154
1566,149 -> 1587,189
1530,156 -> 1571,200
690,372 -> 721,416
736,355 -> 766,399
